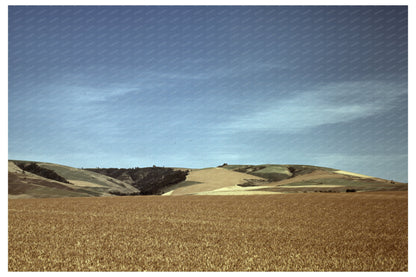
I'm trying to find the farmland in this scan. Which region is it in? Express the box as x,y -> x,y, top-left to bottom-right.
8,191 -> 407,271
9,161 -> 407,198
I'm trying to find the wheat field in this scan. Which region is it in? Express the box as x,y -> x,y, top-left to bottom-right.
8,191 -> 407,271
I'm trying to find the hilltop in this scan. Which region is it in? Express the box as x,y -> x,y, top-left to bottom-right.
8,160 -> 407,199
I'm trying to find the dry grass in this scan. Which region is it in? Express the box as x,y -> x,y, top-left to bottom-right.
8,191 -> 407,271
163,167 -> 266,195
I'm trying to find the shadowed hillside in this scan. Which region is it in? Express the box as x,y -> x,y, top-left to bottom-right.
86,167 -> 189,195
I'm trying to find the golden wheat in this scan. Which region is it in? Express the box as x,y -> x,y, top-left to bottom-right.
8,191 -> 407,271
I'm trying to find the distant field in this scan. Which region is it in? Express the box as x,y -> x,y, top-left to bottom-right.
9,191 -> 407,271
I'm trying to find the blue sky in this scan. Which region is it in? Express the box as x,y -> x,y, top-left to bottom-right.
8,6 -> 408,181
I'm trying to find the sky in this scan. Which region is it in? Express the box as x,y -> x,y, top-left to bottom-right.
8,5 -> 408,182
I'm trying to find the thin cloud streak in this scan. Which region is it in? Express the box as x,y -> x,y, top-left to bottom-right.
218,81 -> 406,134
143,60 -> 287,81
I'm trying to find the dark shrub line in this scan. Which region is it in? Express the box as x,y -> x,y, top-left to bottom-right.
15,162 -> 70,184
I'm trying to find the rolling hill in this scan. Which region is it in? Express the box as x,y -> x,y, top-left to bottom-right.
161,164 -> 407,195
8,160 -> 139,199
8,160 -> 407,198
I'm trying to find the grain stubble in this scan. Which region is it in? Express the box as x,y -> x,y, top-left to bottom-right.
8,191 -> 407,271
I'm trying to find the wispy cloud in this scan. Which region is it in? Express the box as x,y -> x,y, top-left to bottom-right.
38,82 -> 141,106
218,80 -> 406,134
143,60 -> 287,81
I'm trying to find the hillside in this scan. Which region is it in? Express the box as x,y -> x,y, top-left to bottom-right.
85,167 -> 189,195
8,160 -> 139,199
162,164 -> 407,195
8,161 -> 407,198
161,167 -> 269,195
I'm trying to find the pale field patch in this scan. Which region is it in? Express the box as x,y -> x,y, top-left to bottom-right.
8,194 -> 32,199
194,189 -> 282,195
192,185 -> 282,195
334,170 -> 374,178
164,167 -> 266,195
68,180 -> 104,188
8,161 -> 24,173
279,185 -> 344,188
193,191 -> 281,195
